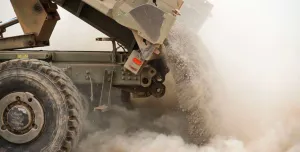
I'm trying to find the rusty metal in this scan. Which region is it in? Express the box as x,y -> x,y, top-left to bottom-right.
0,0 -> 59,50
0,34 -> 48,50
10,0 -> 60,42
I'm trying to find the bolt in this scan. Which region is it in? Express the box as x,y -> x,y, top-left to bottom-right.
27,41 -> 34,46
128,77 -> 131,80
33,3 -> 43,12
122,76 -> 125,80
85,75 -> 89,80
122,72 -> 125,75
86,70 -> 90,74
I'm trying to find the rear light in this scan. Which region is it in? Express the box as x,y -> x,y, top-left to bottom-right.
133,57 -> 142,65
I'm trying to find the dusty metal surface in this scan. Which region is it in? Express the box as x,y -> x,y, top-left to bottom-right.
0,0 -> 59,50
130,4 -> 165,43
4,0 -> 181,75
0,34 -> 48,50
10,0 -> 59,41
50,0 -> 181,72
54,0 -> 137,51
0,50 -> 164,99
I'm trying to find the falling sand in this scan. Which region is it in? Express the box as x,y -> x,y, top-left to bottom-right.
76,20 -> 300,152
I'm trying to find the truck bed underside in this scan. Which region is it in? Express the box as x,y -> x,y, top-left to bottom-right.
53,0 -> 138,51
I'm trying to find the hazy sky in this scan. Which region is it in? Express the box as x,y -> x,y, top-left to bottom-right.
198,0 -> 300,94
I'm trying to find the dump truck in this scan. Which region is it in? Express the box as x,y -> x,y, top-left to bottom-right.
0,0 -> 214,151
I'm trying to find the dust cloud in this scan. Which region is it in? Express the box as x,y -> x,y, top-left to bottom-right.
77,20 -> 300,152
1,0 -> 300,151
75,0 -> 300,151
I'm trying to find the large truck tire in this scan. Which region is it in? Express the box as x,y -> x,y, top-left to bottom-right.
0,59 -> 85,152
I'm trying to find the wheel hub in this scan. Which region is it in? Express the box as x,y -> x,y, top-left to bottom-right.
0,92 -> 44,144
6,104 -> 32,132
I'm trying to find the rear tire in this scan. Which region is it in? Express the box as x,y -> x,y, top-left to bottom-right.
0,59 -> 85,152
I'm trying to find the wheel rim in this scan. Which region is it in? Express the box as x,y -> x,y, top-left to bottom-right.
0,92 -> 44,144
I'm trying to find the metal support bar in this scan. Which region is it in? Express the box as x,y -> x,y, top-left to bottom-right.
0,34 -> 48,50
76,2 -> 85,16
0,21 -> 2,38
96,37 -> 117,63
0,17 -> 19,38
0,17 -> 19,29
95,69 -> 114,112
0,51 -> 51,60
